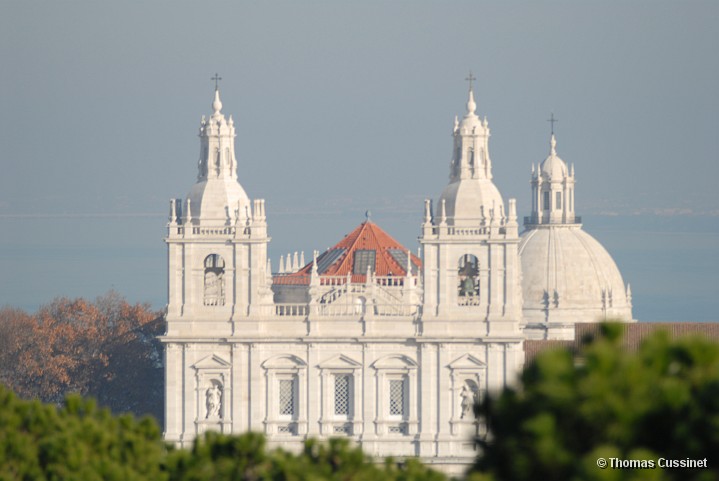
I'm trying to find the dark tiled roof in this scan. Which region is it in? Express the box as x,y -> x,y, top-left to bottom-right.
524,339 -> 574,364
525,322 -> 719,363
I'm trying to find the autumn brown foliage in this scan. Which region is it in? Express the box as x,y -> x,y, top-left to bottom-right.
0,292 -> 164,421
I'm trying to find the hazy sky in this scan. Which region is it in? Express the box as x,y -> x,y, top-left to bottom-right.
1,1 -> 717,319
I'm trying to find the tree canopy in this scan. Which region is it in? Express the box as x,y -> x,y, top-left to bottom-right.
0,386 -> 166,481
0,385 -> 446,481
0,292 -> 164,420
166,432 -> 446,481
2,306 -> 718,480
469,323 -> 719,481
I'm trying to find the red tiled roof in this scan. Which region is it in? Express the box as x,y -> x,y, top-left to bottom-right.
273,221 -> 422,285
272,275 -> 313,286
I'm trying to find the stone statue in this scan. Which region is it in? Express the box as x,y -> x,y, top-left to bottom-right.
460,384 -> 477,420
206,384 -> 222,419
204,271 -> 225,306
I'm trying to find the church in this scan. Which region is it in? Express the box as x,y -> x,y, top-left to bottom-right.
160,83 -> 633,474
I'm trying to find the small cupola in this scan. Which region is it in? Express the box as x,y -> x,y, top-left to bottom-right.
437,76 -> 506,227
527,133 -> 576,225
185,87 -> 251,226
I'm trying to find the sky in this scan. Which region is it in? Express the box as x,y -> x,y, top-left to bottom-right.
0,1 -> 717,321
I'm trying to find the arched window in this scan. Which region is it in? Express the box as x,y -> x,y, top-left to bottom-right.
204,254 -> 225,306
458,254 -> 480,304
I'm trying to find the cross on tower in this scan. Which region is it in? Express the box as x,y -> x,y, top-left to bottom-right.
465,71 -> 476,92
211,73 -> 222,90
547,113 -> 559,135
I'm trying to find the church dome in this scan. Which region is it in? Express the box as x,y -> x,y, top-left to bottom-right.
187,177 -> 250,225
519,225 -> 633,328
438,178 -> 505,226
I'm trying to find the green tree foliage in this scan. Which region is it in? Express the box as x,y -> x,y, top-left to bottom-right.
0,385 -> 445,481
469,324 -> 719,481
0,292 -> 164,420
166,432 -> 447,481
0,385 -> 167,481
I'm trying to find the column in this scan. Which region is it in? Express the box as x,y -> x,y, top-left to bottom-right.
307,343 -> 320,436
418,343 -> 437,457
232,343 -> 248,433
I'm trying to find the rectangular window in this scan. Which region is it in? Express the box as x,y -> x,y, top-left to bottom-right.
353,250 -> 376,275
334,374 -> 351,416
543,191 -> 550,210
556,192 -> 562,210
279,378 -> 296,416
389,378 -> 406,416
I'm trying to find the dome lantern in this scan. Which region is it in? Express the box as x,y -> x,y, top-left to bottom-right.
519,127 -> 633,339
186,87 -> 251,226
437,76 -> 506,227
526,133 -> 576,226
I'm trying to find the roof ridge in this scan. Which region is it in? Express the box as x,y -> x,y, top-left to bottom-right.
333,221 -> 373,274
278,220 -> 422,279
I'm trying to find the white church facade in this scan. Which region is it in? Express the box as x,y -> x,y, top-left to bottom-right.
161,84 -> 633,473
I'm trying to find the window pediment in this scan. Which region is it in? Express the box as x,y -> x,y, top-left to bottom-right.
447,353 -> 486,370
318,354 -> 362,370
372,355 -> 418,370
262,354 -> 307,370
192,354 -> 231,370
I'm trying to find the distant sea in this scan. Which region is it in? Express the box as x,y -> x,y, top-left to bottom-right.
1,214 -> 717,323
582,215 -> 719,323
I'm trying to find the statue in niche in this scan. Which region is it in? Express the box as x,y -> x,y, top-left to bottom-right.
206,384 -> 222,419
204,271 -> 219,304
204,254 -> 226,306
207,270 -> 225,305
460,382 -> 478,420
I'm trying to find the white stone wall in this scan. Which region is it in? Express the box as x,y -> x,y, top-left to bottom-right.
161,87 -> 546,475
163,329 -> 524,472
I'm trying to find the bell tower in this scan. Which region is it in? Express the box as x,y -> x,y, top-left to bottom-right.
419,80 -> 522,336
162,84 -> 274,447
165,86 -> 274,334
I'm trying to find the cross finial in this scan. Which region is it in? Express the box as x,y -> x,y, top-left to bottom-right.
211,73 -> 222,91
547,113 -> 558,135
465,71 -> 477,92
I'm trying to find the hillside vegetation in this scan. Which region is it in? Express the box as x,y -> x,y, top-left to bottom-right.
2,298 -> 718,480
